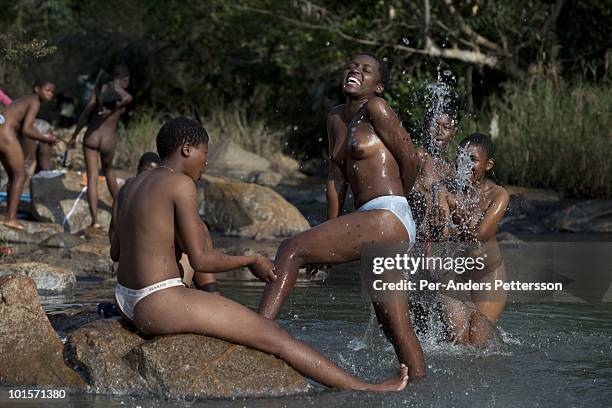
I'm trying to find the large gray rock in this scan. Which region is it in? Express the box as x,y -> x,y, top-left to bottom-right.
65,319 -> 308,398
505,186 -> 561,203
0,220 -> 62,244
0,262 -> 76,294
201,175 -> 310,239
68,242 -> 114,278
207,141 -> 271,182
31,170 -> 112,233
269,153 -> 306,179
64,319 -> 148,394
550,200 -> 612,233
0,275 -> 85,388
255,170 -> 284,187
39,232 -> 85,248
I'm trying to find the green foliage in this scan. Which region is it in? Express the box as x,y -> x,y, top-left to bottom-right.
204,98 -> 285,160
0,34 -> 56,62
456,79 -> 612,198
115,109 -> 163,170
2,0 -> 610,196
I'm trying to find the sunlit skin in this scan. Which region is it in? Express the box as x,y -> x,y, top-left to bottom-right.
435,142 -> 509,346
0,83 -> 57,230
110,154 -> 219,294
408,113 -> 458,243
258,54 -> 426,379
70,73 -> 133,228
111,130 -> 408,391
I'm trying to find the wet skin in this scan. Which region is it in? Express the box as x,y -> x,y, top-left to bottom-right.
0,84 -> 56,229
408,113 -> 457,243
111,139 -> 408,391
258,55 -> 426,379
435,143 -> 510,346
72,77 -> 133,228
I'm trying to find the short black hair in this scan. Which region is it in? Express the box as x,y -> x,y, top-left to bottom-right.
33,78 -> 54,88
113,64 -> 130,79
358,53 -> 390,93
137,152 -> 160,170
156,117 -> 209,160
459,133 -> 495,160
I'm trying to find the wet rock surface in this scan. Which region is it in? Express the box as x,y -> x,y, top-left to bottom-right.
0,220 -> 62,244
201,175 -> 310,239
0,275 -> 85,388
548,200 -> 612,233
68,242 -> 114,278
31,170 -> 112,233
40,232 -> 86,248
66,319 -> 308,398
0,262 -> 76,294
64,319 -> 149,394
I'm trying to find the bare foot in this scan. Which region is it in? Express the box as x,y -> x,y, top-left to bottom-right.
90,223 -> 102,229
3,219 -> 25,231
366,364 -> 409,392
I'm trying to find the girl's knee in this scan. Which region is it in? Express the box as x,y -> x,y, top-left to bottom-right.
278,237 -> 305,265
255,322 -> 290,353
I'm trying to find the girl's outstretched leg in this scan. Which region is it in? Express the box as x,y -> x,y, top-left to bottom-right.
135,287 -> 408,391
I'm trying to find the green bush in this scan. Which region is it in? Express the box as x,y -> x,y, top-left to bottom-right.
491,79 -> 611,198
115,109 -> 163,170
203,98 -> 285,160
114,100 -> 285,170
448,79 -> 611,199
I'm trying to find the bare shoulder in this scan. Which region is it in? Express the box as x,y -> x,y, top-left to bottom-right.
164,172 -> 198,196
327,104 -> 346,147
13,94 -> 38,109
365,96 -> 393,117
328,104 -> 345,121
488,181 -> 510,207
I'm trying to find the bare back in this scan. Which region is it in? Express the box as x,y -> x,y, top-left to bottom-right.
0,95 -> 38,137
114,169 -> 189,289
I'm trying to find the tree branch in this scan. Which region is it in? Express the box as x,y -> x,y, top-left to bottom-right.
443,0 -> 500,51
232,4 -> 498,68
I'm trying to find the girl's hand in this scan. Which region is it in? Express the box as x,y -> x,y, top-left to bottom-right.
248,255 -> 277,283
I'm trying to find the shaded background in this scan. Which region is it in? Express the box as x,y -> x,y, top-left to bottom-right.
1,0 -> 610,197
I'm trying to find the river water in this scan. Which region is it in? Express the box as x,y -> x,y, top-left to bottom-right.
3,257 -> 610,408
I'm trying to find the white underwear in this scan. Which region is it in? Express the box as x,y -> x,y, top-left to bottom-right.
115,278 -> 185,321
357,195 -> 416,244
